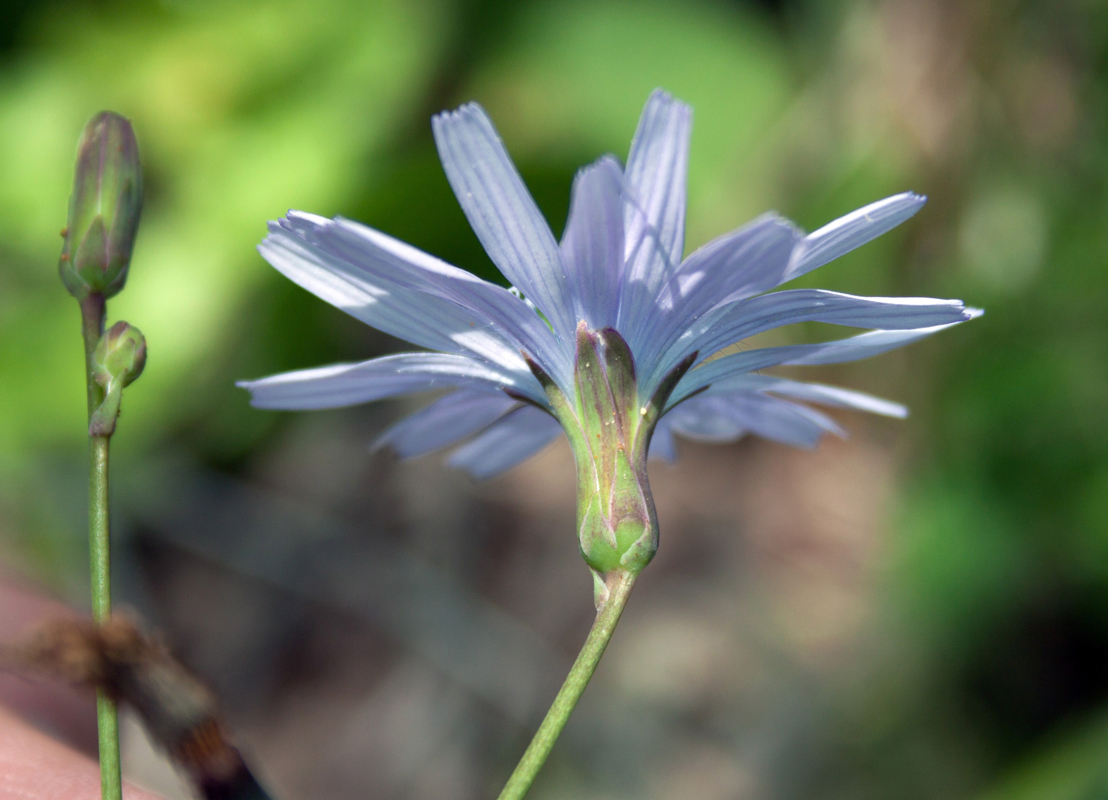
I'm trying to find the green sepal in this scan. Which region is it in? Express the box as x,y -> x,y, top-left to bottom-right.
590,568 -> 610,610
598,328 -> 636,430
88,383 -> 124,437
573,325 -> 621,479
578,491 -> 617,562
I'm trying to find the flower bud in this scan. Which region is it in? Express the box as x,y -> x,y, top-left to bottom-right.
59,112 -> 143,300
89,321 -> 146,436
93,321 -> 147,389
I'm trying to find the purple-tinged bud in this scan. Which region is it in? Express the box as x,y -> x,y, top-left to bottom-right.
89,321 -> 146,436
59,112 -> 143,300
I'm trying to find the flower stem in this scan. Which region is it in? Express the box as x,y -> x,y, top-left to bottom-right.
80,295 -> 122,800
89,434 -> 121,800
496,569 -> 638,800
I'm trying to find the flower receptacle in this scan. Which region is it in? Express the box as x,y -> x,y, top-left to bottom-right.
529,324 -> 695,580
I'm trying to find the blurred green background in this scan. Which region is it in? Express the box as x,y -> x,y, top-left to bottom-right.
1,0 -> 1107,798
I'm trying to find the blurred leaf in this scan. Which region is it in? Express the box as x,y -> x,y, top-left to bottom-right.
976,709 -> 1108,800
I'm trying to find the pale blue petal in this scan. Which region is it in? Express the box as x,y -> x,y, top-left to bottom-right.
276,213 -> 573,392
785,192 -> 927,281
637,214 -> 801,378
730,393 -> 845,448
238,353 -> 539,410
260,220 -> 522,371
664,395 -> 746,442
446,406 -> 563,479
432,104 -> 576,343
666,392 -> 843,449
707,375 -> 908,418
766,380 -> 907,418
618,90 -> 692,358
665,214 -> 802,306
649,290 -> 978,395
669,323 -> 960,405
375,390 -> 520,458
560,156 -> 625,329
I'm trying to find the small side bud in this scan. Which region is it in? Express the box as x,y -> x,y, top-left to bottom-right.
93,321 -> 147,388
59,112 -> 142,300
89,321 -> 146,436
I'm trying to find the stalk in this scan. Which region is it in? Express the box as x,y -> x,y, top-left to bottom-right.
80,295 -> 122,800
496,570 -> 637,800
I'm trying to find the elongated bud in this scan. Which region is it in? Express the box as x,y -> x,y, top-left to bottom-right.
59,112 -> 142,300
89,321 -> 146,436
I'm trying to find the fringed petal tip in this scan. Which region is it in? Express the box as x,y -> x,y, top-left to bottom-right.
785,191 -> 929,282
431,95 -> 576,344
235,378 -> 264,409
431,101 -> 488,130
644,87 -> 692,118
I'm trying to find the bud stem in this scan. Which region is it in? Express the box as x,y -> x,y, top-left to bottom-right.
80,294 -> 122,800
496,569 -> 638,800
80,293 -> 106,413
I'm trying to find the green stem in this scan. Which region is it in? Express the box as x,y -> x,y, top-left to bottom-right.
80,294 -> 106,413
81,295 -> 122,800
496,569 -> 637,800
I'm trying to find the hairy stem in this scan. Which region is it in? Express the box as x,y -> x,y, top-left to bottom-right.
81,295 -> 121,800
496,570 -> 637,800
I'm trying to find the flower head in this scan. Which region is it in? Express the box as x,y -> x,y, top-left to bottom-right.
240,90 -> 978,576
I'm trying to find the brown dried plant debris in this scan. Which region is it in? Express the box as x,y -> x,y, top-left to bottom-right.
1,615 -> 272,800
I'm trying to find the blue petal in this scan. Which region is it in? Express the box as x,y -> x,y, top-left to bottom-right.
637,214 -> 801,381
238,353 -> 540,410
669,323 -> 961,405
560,156 -> 625,330
727,393 -> 845,448
666,392 -> 843,449
663,395 -> 746,441
785,192 -> 927,281
649,290 -> 978,395
432,104 -> 576,343
706,375 -> 908,418
446,406 -> 563,479
260,219 -> 524,372
375,390 -> 520,458
275,213 -> 574,392
618,90 -> 692,358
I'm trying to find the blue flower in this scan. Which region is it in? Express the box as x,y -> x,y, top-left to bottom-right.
240,90 -> 977,573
